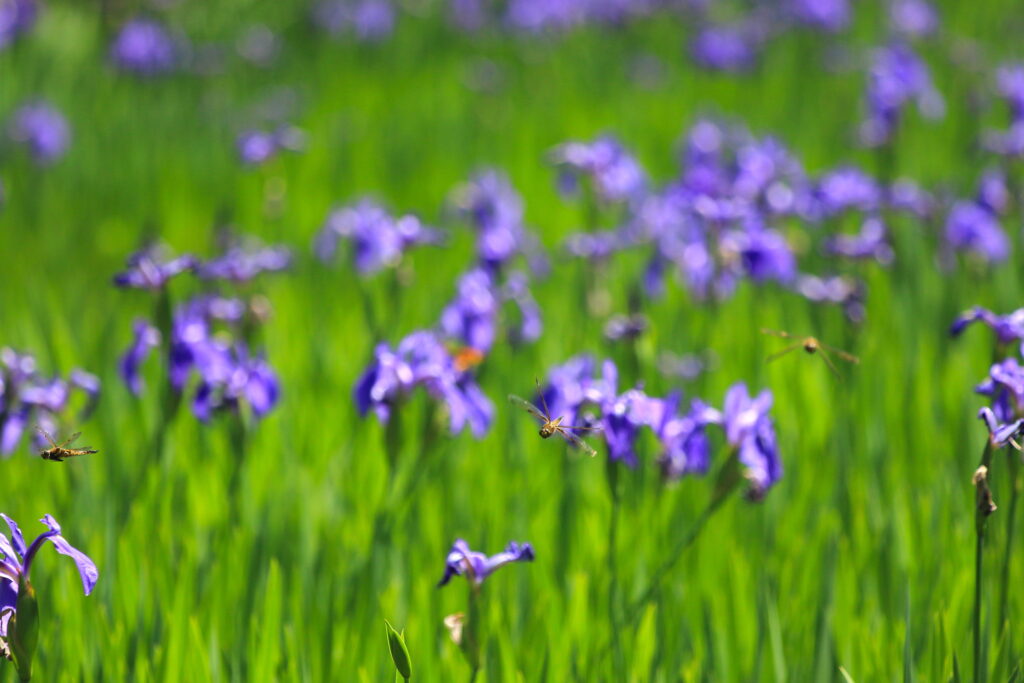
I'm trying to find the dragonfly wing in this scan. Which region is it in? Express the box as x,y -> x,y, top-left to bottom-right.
818,341 -> 860,364
508,395 -> 547,422
760,328 -> 793,340
817,349 -> 842,378
766,342 -> 803,363
559,429 -> 598,457
35,426 -> 57,448
59,432 -> 82,448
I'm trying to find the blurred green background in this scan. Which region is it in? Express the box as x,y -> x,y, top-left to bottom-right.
2,0 -> 1024,679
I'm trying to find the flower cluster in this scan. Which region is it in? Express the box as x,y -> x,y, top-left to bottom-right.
535,355 -> 782,497
0,348 -> 99,456
115,239 -> 286,422
312,0 -> 396,42
943,169 -> 1011,264
109,18 -> 178,76
354,330 -> 493,438
236,125 -> 305,167
860,41 -> 944,147
314,200 -> 444,275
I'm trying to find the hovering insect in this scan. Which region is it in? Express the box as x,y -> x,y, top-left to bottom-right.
508,380 -> 601,457
760,328 -> 860,377
36,427 -> 97,462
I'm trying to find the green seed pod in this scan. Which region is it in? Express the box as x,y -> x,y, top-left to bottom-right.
10,576 -> 39,682
384,620 -> 412,680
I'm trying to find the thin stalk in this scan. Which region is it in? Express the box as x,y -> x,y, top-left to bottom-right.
606,458 -> 624,676
998,450 -> 1021,634
974,439 -> 996,683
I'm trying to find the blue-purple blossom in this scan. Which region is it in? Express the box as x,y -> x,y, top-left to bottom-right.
887,178 -> 935,218
312,0 -> 395,41
314,200 -> 443,274
109,18 -> 177,75
552,136 -> 647,204
112,244 -> 197,290
192,346 -> 280,422
951,306 -> 1024,344
197,238 -> 292,282
441,268 -> 499,352
119,319 -> 161,396
944,201 -> 1008,263
976,168 -> 1010,216
720,221 -> 796,284
790,0 -> 850,32
438,539 -> 534,587
976,357 -> 1024,424
979,406 -> 1024,448
861,41 -> 944,147
997,63 -> 1024,122
236,126 -> 304,166
9,102 -> 70,165
354,331 -> 493,437
690,24 -> 757,72
657,393 -> 720,479
721,383 -> 782,498
0,0 -> 37,49
813,167 -> 882,217
823,216 -> 894,264
889,0 -> 938,37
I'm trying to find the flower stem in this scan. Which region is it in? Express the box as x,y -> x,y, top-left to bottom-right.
997,449 -> 1020,635
606,458 -> 624,676
973,439 -> 996,683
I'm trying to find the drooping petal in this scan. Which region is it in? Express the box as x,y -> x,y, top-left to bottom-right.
37,515 -> 98,596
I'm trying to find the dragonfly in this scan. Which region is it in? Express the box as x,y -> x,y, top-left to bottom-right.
508,380 -> 601,457
36,427 -> 97,462
760,328 -> 860,378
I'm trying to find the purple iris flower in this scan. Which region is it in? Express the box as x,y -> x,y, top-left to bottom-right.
119,320 -> 161,396
312,0 -> 395,41
600,385 -> 650,466
976,168 -> 1010,216
887,178 -> 934,218
110,18 -> 177,76
354,331 -> 493,437
944,201 -> 1009,263
113,244 -> 197,290
889,0 -> 938,37
236,125 -> 304,166
0,0 -> 37,49
552,136 -> 647,204
502,271 -> 543,344
979,406 -> 1024,448
192,346 -> 280,422
984,121 -> 1024,158
9,102 -> 70,165
441,268 -> 499,352
721,383 -> 782,498
997,63 -> 1024,122
720,222 -> 796,284
814,167 -> 881,217
536,355 -> 599,430
976,357 -> 1024,423
824,216 -> 894,264
197,240 -> 292,282
790,0 -> 850,32
951,306 -> 1024,344
0,514 -> 97,650
604,313 -> 648,342
861,41 -> 944,147
315,200 -> 443,274
657,394 -> 720,479
505,0 -> 583,32
438,539 -> 534,587
690,24 -> 757,72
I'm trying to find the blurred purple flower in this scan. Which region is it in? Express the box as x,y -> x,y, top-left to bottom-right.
861,41 -> 944,147
889,0 -> 938,37
721,383 -> 781,498
438,539 -> 534,587
0,0 -> 37,49
721,222 -> 796,284
441,268 -> 499,352
192,346 -> 280,422
997,63 -> 1024,122
563,230 -> 625,263
823,216 -> 894,264
113,244 -> 197,290
237,24 -> 279,67
197,238 -> 292,282
552,136 -> 647,204
951,306 -> 1024,344
119,320 -> 161,396
814,167 -> 881,217
315,200 -> 443,274
452,170 -> 545,272
791,0 -> 850,32
604,313 -> 647,342
110,18 -> 177,75
976,168 -> 1010,216
657,393 -> 720,479
236,125 -> 304,166
9,102 -> 70,165
887,178 -> 934,218
691,24 -> 757,72
502,271 -> 543,344
984,121 -> 1024,158
795,274 -> 867,323
944,201 -> 1008,263
313,0 -> 395,41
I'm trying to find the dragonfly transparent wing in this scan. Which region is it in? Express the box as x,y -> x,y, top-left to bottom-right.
766,342 -> 803,363
58,432 -> 82,448
817,341 -> 860,364
557,429 -> 598,457
34,426 -> 57,449
508,394 -> 547,423
760,328 -> 794,340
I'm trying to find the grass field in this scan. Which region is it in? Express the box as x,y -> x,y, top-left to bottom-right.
2,0 -> 1024,680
